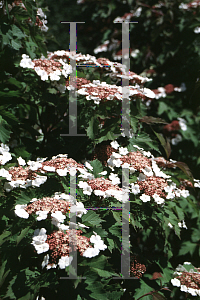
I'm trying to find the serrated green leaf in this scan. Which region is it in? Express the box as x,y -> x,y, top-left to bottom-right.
16,226 -> 31,246
0,230 -> 12,246
0,115 -> 12,143
11,24 -> 25,38
178,241 -> 197,256
91,267 -> 118,278
88,159 -> 103,178
11,39 -> 22,50
82,210 -> 105,226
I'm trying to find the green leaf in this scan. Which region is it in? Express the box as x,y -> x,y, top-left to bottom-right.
11,24 -> 25,38
134,279 -> 155,299
0,230 -> 12,246
82,210 -> 105,226
0,115 -> 12,143
16,226 -> 31,246
11,39 -> 22,50
112,211 -> 121,225
178,241 -> 197,256
106,237 -> 115,252
86,116 -> 99,140
91,267 -> 118,278
88,159 -> 103,178
0,259 -> 10,288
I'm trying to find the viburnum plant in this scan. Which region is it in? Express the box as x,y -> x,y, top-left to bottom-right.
1,1 -> 200,300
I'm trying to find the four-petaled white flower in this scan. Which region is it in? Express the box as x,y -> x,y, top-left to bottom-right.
110,140 -> 119,149
17,156 -> 26,166
36,210 -> 48,221
171,278 -> 181,287
58,256 -> 73,269
131,183 -> 140,195
140,194 -> 151,202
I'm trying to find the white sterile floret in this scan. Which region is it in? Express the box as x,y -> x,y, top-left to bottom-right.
140,194 -> 151,202
62,64 -> 72,78
194,27 -> 200,34
0,143 -> 10,153
56,168 -> 68,176
90,233 -> 107,251
78,168 -> 95,180
20,54 -> 35,69
142,151 -> 152,157
188,288 -> 199,296
98,171 -> 107,176
70,202 -> 87,217
0,152 -> 12,165
131,183 -> 140,195
0,168 -> 12,180
194,179 -> 200,188
179,189 -> 190,198
171,134 -> 182,145
17,156 -> 26,166
58,256 -> 73,269
142,87 -> 155,99
30,197 -> 38,202
111,152 -> 122,160
85,161 -> 93,171
166,191 -> 175,199
77,181 -> 92,195
118,147 -> 129,155
31,228 -> 49,254
180,285 -> 188,293
141,166 -> 153,177
94,190 -> 106,197
34,67 -> 48,81
15,204 -> 29,219
51,211 -> 66,224
36,210 -> 48,221
152,194 -> 165,205
109,173 -> 121,185
113,159 -> 122,168
177,118 -> 187,131
42,254 -> 49,269
132,145 -> 144,151
151,159 -> 171,178
32,175 -> 47,187
49,69 -> 61,81
129,167 -> 137,174
27,160 -> 42,171
43,166 -> 55,172
168,222 -> 173,228
178,220 -> 187,229
171,278 -> 181,287
83,247 -> 100,258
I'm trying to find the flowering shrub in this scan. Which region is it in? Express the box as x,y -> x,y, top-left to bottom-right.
1,0 -> 200,299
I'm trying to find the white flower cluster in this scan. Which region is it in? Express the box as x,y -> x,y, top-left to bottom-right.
31,228 -> 49,254
171,262 -> 200,296
0,143 -> 12,165
19,54 -> 72,82
83,231 -> 107,258
20,54 -> 35,69
3,174 -> 47,192
37,8 -> 48,32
